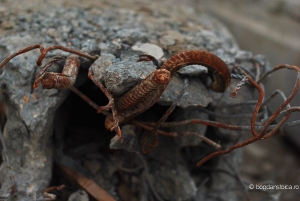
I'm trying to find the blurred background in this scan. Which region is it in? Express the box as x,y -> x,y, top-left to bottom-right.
199,1 -> 300,200
200,0 -> 300,146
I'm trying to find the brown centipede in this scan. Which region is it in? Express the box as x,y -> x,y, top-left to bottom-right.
0,45 -> 231,144
105,69 -> 171,130
105,50 -> 231,132
1,42 -> 300,184
161,50 -> 231,92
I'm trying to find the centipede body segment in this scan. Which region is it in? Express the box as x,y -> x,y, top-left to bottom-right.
161,50 -> 231,92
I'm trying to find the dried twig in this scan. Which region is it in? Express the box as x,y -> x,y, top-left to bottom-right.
57,164 -> 116,201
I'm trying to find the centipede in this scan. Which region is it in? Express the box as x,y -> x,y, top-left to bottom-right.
161,50 -> 231,92
108,50 -> 231,129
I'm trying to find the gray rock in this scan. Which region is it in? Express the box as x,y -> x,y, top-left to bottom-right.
0,35 -> 65,199
90,53 -> 117,83
159,74 -> 212,108
150,161 -> 197,201
68,190 -> 89,201
110,125 -> 140,153
0,3 -> 265,201
81,39 -> 100,55
105,55 -> 156,96
171,107 -> 209,147
132,42 -> 164,60
177,65 -> 207,76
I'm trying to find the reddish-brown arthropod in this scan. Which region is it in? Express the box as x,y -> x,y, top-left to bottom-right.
103,50 -> 231,141
160,50 -> 231,91
0,44 -> 232,162
1,44 -> 300,169
0,46 -> 231,142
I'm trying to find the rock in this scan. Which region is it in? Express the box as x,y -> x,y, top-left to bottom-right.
177,64 -> 207,76
1,20 -> 14,29
0,35 -> 64,199
90,53 -> 117,83
159,74 -> 212,108
132,42 -> 164,60
171,107 -> 209,147
105,55 -> 156,96
110,125 -> 140,153
81,39 -> 100,56
68,190 -> 89,201
0,2 -> 264,201
150,161 -> 197,201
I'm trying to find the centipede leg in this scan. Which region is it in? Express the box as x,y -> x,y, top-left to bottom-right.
88,68 -> 122,142
34,55 -> 81,89
33,55 -> 66,88
142,78 -> 189,153
137,54 -> 160,68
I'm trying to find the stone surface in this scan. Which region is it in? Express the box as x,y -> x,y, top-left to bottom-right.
159,74 -> 213,108
131,43 -> 164,60
0,1 -> 262,201
150,161 -> 197,201
0,35 -> 65,200
105,55 -> 157,96
68,190 -> 89,201
110,125 -> 140,153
